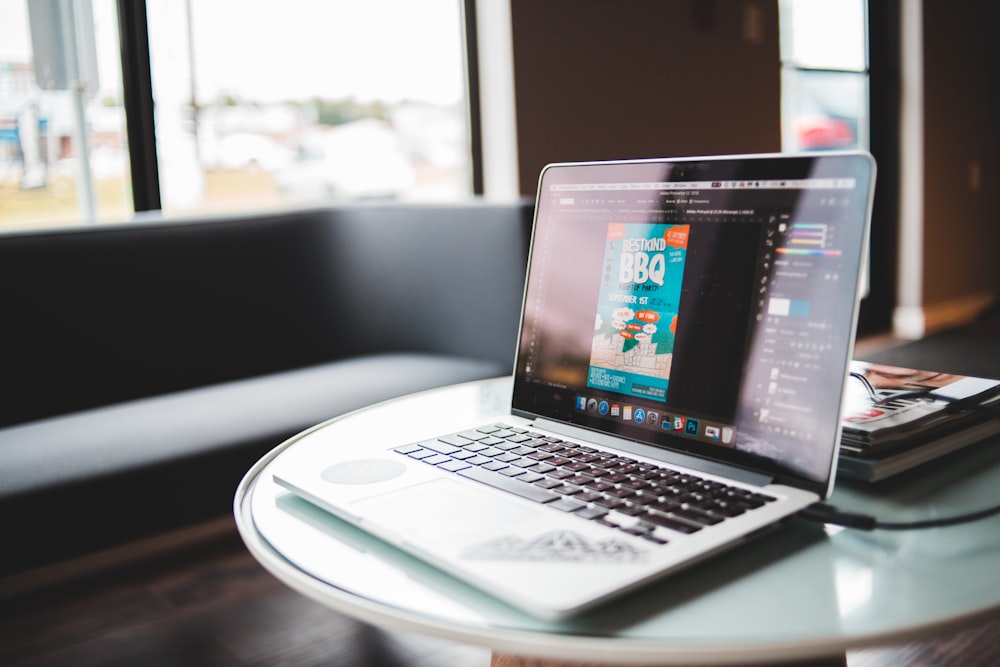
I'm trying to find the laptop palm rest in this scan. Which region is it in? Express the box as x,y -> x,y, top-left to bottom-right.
350,477 -> 543,546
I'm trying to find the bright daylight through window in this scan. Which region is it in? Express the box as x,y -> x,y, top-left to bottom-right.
779,0 -> 869,153
1,0 -> 129,228
0,0 -> 471,230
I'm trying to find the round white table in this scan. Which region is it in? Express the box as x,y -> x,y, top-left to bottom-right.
235,378 -> 1000,665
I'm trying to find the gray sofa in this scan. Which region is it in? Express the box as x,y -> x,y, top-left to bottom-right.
0,200 -> 533,579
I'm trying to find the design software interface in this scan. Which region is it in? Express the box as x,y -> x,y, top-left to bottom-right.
514,161 -> 869,483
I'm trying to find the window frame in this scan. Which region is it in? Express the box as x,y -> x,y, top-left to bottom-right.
778,0 -> 871,153
114,0 -> 483,215
116,0 -> 159,211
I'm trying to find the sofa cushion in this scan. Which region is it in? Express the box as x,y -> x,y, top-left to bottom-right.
0,353 -> 503,575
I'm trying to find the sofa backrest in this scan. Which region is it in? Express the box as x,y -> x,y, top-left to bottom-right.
0,201 -> 533,428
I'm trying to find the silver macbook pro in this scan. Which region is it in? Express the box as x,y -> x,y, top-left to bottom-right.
272,152 -> 876,618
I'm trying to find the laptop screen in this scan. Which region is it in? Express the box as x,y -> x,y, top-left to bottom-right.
512,153 -> 875,492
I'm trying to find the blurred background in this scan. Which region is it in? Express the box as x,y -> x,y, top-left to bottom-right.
0,0 -> 867,230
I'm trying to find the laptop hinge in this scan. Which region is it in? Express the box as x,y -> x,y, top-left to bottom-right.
530,418 -> 774,488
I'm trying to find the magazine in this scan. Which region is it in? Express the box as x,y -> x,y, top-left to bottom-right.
837,360 -> 1000,481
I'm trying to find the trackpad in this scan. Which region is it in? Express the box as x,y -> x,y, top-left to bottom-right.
350,478 -> 541,546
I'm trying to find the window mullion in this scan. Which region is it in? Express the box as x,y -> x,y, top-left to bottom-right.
116,0 -> 160,212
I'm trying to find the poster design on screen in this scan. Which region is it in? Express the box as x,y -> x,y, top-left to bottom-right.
588,223 -> 689,402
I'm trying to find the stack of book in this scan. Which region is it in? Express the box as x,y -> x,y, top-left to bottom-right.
837,360 -> 1000,482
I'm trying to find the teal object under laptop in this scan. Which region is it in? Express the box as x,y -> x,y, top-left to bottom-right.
273,152 -> 876,618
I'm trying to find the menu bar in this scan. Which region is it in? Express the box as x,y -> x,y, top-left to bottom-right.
550,178 -> 856,192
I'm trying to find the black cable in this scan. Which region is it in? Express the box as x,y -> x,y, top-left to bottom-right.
800,501 -> 1000,531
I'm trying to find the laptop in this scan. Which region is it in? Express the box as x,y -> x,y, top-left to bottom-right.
272,152 -> 876,618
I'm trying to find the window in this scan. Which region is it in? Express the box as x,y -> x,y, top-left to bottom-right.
146,0 -> 471,216
0,0 -> 472,229
779,0 -> 871,297
0,0 -> 131,230
779,0 -> 869,152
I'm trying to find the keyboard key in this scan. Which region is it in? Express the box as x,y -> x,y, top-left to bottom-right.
583,479 -> 613,492
575,506 -> 609,521
624,523 -> 655,537
604,510 -> 641,529
715,502 -> 749,517
404,447 -> 438,460
449,449 -> 479,460
438,459 -> 471,472
651,500 -> 681,514
727,491 -> 766,508
457,466 -> 560,503
672,507 -> 724,526
594,497 -> 626,510
629,492 -> 659,506
642,511 -> 702,534
616,504 -> 647,517
549,498 -> 587,513
439,434 -> 473,448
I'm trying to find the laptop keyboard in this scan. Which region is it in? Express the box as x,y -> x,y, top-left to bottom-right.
394,424 -> 776,546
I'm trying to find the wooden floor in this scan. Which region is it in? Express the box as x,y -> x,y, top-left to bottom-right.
1,523 -> 998,667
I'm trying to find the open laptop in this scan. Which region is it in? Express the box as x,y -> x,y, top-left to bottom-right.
272,152 -> 876,618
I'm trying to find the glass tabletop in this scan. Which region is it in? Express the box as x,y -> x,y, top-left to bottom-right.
235,378 -> 1000,664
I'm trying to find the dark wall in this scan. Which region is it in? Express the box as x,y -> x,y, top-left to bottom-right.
509,0 -> 782,195
921,0 -> 1000,308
